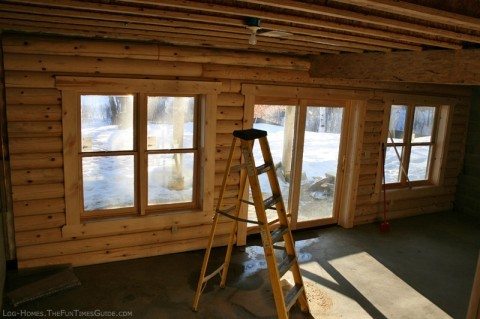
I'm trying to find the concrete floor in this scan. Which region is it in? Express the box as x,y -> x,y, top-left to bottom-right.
5,211 -> 480,318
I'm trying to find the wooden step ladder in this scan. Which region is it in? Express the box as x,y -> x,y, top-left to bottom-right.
192,129 -> 310,318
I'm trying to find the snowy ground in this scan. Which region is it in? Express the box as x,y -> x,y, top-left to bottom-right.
248,124 -> 431,223
385,136 -> 431,183
82,122 -> 194,211
80,120 -> 430,213
248,123 -> 342,223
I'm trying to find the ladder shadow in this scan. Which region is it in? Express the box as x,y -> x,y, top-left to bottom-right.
301,259 -> 388,319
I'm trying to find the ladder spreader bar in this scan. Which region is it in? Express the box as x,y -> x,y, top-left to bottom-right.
216,209 -> 263,225
203,264 -> 225,283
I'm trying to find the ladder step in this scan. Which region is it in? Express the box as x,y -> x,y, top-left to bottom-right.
233,129 -> 267,141
263,195 -> 282,209
256,162 -> 273,175
278,255 -> 295,277
284,284 -> 305,312
270,226 -> 289,244
272,244 -> 286,251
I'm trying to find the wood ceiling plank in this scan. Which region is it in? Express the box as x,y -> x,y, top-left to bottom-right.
4,0 -> 461,49
239,0 -> 480,43
0,2 -> 421,51
0,11 -> 387,52
310,49 -> 480,85
260,22 -> 422,51
0,21 -> 330,55
335,0 -> 480,33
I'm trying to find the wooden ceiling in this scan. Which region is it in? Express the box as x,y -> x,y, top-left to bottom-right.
1,0 -> 480,56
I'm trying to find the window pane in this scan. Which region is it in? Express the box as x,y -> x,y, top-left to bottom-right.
249,105 -> 294,223
82,156 -> 134,211
388,105 -> 408,143
148,153 -> 194,205
81,95 -> 134,152
298,107 -> 343,222
408,146 -> 431,181
385,146 -> 403,184
147,97 -> 195,150
412,106 -> 436,143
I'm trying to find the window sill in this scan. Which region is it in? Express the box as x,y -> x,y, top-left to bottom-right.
385,184 -> 445,201
62,208 -> 211,239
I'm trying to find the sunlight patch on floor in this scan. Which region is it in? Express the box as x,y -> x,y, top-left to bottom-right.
329,252 -> 452,319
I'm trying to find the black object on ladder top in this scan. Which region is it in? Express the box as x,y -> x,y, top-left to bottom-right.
233,129 -> 267,140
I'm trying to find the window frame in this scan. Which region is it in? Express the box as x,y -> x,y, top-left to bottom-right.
58,77 -> 221,238
142,94 -> 201,213
385,103 -> 440,188
78,92 -> 139,220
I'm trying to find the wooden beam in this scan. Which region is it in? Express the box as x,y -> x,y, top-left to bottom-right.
0,14 -> 377,53
238,0 -> 480,44
5,0 -> 461,49
0,2 -> 421,51
2,35 -> 312,71
0,18 -> 350,54
0,10 -> 389,53
335,0 -> 480,33
310,49 -> 480,85
0,22 -> 328,55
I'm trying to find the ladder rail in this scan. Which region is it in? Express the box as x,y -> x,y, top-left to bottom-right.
258,137 -> 310,313
220,145 -> 251,287
192,137 -> 238,311
192,130 -> 310,318
240,140 -> 290,319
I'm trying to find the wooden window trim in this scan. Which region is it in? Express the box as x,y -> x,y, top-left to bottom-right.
384,101 -> 444,189
58,77 -> 221,238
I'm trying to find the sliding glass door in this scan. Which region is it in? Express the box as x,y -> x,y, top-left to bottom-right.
247,101 -> 346,230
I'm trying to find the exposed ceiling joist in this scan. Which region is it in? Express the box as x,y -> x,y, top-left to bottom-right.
0,2 -> 421,51
310,49 -> 480,85
238,0 -> 480,44
334,0 -> 480,32
6,0 -> 461,49
123,0 -> 462,49
2,0 -> 480,57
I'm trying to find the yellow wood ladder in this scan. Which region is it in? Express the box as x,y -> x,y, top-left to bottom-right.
192,129 -> 310,318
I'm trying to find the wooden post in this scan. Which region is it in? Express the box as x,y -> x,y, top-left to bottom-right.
467,252 -> 480,319
282,105 -> 295,182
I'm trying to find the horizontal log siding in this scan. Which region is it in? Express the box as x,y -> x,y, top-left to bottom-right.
1,34 -> 471,268
456,88 -> 480,220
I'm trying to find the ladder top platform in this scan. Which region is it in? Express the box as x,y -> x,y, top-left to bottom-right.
233,129 -> 267,140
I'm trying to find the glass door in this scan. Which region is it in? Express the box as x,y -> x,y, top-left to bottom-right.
247,100 -> 346,231
247,104 -> 295,225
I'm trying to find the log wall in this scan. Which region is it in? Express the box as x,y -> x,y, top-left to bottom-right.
456,88 -> 480,220
0,34 -> 471,268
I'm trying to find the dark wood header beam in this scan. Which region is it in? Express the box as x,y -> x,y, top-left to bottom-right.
310,49 -> 480,85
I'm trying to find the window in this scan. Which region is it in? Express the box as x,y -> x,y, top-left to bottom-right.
80,95 -> 198,218
385,104 -> 437,186
58,77 -> 220,236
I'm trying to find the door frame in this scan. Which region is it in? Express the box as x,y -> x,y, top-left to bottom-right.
289,99 -> 349,230
237,84 -> 368,243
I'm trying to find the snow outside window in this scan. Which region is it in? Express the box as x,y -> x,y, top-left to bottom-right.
385,104 -> 437,186
79,94 -> 199,217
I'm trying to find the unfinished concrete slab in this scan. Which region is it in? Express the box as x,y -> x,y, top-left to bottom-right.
5,211 -> 479,318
